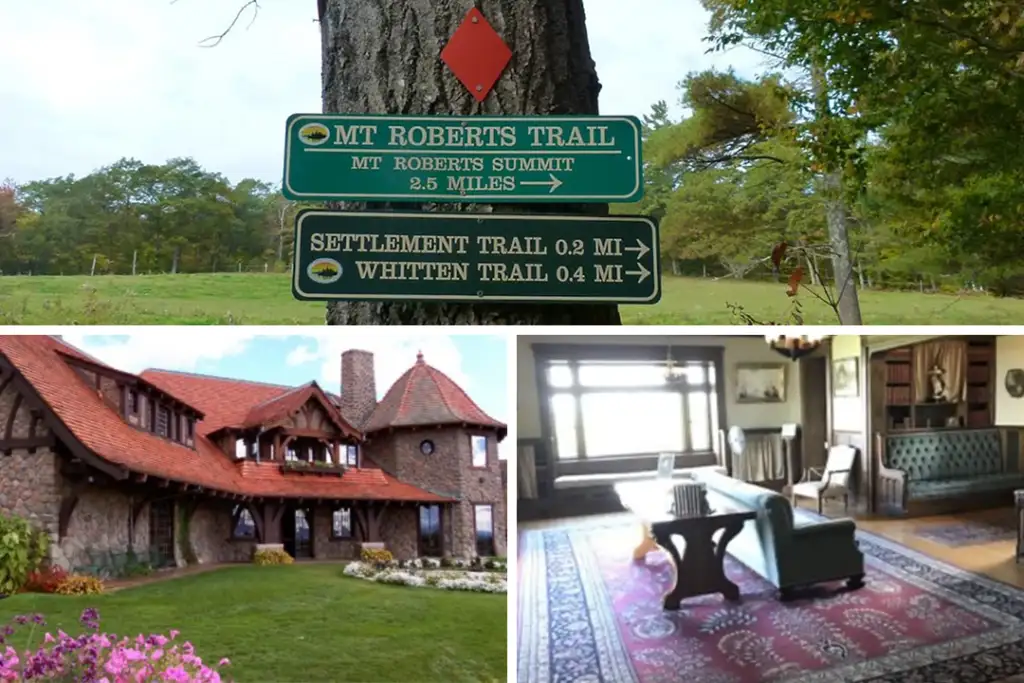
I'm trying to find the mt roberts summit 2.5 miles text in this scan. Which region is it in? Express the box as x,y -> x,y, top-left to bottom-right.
282,114 -> 643,203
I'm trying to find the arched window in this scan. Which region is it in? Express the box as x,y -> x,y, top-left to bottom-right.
231,505 -> 256,540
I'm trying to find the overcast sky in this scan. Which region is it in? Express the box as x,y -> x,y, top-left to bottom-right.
0,0 -> 765,186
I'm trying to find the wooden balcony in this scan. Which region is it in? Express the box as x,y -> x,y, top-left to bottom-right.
279,461 -> 347,477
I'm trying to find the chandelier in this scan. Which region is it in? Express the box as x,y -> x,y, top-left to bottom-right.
765,334 -> 826,361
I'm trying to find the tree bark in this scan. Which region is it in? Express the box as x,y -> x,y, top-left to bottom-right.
319,0 -> 621,325
811,62 -> 862,325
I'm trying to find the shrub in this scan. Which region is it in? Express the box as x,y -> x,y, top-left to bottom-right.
253,548 -> 294,565
54,574 -> 104,595
23,566 -> 68,594
360,547 -> 393,565
0,513 -> 49,595
0,608 -> 232,681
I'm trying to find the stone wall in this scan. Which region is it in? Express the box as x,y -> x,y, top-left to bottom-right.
0,378 -> 62,564
367,426 -> 506,558
190,499 -> 252,564
380,505 -> 418,559
58,486 -> 149,570
340,350 -> 377,428
311,505 -> 360,560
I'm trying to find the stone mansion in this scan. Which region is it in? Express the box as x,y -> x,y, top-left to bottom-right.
0,336 -> 507,570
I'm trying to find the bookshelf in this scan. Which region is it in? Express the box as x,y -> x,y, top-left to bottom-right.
881,338 -> 994,432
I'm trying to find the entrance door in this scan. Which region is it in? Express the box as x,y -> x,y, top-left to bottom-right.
800,355 -> 829,472
418,505 -> 443,556
282,506 -> 313,559
148,500 -> 175,567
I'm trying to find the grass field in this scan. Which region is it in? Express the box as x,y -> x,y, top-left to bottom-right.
0,272 -> 1017,324
0,565 -> 506,682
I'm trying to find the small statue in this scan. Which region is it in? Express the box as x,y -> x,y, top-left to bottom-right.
928,363 -> 948,402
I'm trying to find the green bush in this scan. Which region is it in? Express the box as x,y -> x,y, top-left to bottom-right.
0,513 -> 48,595
253,548 -> 294,565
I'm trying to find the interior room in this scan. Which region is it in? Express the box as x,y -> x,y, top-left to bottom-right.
516,333 -> 1024,683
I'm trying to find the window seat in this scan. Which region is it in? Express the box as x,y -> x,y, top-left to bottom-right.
554,465 -> 726,489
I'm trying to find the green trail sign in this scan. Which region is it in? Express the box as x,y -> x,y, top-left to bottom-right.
293,210 -> 660,304
282,114 -> 643,203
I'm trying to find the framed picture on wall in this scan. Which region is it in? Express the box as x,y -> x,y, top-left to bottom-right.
735,363 -> 787,403
833,357 -> 860,397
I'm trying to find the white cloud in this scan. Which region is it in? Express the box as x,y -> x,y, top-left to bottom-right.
59,330 -> 258,373
1,0 -> 767,185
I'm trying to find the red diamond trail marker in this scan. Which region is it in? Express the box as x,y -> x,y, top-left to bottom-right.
441,8 -> 511,102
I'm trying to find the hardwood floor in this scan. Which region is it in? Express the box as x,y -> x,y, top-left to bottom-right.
520,504 -> 1024,588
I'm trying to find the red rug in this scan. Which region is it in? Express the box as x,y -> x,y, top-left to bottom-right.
517,513 -> 1024,683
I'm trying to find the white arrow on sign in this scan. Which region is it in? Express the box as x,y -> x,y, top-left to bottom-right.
519,173 -> 564,193
625,262 -> 651,284
623,238 -> 650,260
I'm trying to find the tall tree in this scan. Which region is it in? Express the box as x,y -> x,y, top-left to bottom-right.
316,0 -> 619,325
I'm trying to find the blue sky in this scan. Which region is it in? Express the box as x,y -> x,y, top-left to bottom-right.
59,330 -> 510,457
0,0 -> 766,185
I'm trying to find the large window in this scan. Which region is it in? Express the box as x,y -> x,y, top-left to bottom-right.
471,435 -> 488,468
332,507 -> 353,539
538,346 -> 721,460
474,504 -> 495,557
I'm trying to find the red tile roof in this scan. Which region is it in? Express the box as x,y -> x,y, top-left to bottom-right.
364,352 -> 507,437
0,337 -> 452,502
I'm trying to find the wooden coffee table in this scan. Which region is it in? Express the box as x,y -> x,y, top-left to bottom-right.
614,480 -> 755,610
649,507 -> 756,609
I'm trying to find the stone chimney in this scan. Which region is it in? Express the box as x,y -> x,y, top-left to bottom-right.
340,349 -> 377,427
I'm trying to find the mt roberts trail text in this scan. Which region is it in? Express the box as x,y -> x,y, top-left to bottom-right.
283,114 -> 643,203
293,211 -> 660,303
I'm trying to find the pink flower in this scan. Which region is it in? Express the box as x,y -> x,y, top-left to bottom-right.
218,658 -> 230,667
168,630 -> 180,640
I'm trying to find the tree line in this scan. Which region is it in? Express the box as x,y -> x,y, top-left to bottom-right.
0,158 -> 304,276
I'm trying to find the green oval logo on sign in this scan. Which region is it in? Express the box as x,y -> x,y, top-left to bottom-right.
298,123 -> 330,146
307,257 -> 342,284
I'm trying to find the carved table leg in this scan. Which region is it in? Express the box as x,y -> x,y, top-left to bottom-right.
653,520 -> 746,610
632,522 -> 659,562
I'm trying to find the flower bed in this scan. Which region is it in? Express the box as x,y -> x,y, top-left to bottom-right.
343,562 -> 507,594
359,553 -> 506,573
0,608 -> 230,681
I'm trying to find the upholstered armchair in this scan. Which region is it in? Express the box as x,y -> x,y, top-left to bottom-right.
790,445 -> 858,514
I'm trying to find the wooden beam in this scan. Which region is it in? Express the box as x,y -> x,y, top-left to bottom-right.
0,434 -> 56,455
3,393 -> 22,441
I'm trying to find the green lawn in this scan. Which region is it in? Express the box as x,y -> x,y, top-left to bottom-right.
0,565 -> 506,682
0,272 -> 1017,324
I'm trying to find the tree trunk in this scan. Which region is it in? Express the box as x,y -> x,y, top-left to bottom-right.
319,0 -> 620,325
811,61 -> 862,325
171,246 -> 181,275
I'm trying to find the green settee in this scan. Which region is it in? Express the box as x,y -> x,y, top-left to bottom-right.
692,469 -> 865,599
876,428 -> 1024,515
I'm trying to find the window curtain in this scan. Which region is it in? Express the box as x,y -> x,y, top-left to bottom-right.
518,442 -> 538,499
912,340 -> 967,403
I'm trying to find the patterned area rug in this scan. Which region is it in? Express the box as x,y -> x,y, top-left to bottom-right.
913,518 -> 1017,547
517,512 -> 1024,683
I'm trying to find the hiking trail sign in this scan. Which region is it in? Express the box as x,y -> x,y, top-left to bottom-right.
282,114 -> 643,203
293,210 -> 660,304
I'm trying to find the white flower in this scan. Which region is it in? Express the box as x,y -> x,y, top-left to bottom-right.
342,561 -> 506,593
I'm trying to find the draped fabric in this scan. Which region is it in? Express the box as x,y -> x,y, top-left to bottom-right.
732,433 -> 786,482
518,442 -> 539,499
913,340 -> 967,403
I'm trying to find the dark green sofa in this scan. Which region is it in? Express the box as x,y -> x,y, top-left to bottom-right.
876,428 -> 1024,515
692,469 -> 864,599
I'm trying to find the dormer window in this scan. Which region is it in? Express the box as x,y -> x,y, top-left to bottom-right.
156,406 -> 169,437
186,419 -> 194,440
345,445 -> 359,467
129,390 -> 139,414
